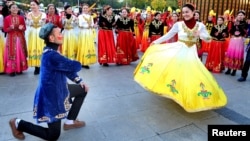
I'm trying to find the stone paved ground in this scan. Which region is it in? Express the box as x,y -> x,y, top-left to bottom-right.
0,53 -> 250,141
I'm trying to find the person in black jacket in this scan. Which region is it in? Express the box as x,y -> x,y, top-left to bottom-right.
1,0 -> 14,37
238,20 -> 250,82
2,0 -> 14,18
149,12 -> 164,43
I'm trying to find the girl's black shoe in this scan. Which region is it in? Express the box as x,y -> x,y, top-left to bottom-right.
82,65 -> 90,69
9,72 -> 16,77
34,67 -> 40,75
103,63 -> 109,67
225,69 -> 231,75
231,70 -> 236,76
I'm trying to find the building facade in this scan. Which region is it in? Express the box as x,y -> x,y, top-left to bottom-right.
178,0 -> 250,22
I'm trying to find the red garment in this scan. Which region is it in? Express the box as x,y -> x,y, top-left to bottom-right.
46,14 -> 62,28
3,15 -> 27,58
3,15 -> 28,73
116,31 -> 138,65
201,40 -> 211,53
205,40 -> 226,73
151,35 -> 161,43
98,30 -> 117,64
184,17 -> 196,29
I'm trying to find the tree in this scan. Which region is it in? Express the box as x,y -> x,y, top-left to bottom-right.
151,0 -> 166,11
125,0 -> 149,9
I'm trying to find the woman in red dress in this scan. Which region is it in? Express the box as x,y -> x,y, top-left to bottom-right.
98,5 -> 117,66
205,16 -> 229,73
149,12 -> 164,44
116,7 -> 139,65
3,3 -> 28,76
46,4 -> 62,52
46,4 -> 62,28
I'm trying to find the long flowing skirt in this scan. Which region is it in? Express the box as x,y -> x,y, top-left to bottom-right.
140,29 -> 149,52
98,29 -> 117,64
0,33 -> 4,72
224,37 -> 244,70
27,27 -> 45,67
224,38 -> 230,52
205,40 -> 226,73
201,40 -> 211,53
134,26 -> 142,49
76,29 -> 97,65
134,42 -> 227,112
62,29 -> 78,60
116,31 -> 139,65
4,37 -> 28,73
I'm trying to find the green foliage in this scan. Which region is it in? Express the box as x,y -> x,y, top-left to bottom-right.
151,0 -> 166,11
16,0 -> 178,11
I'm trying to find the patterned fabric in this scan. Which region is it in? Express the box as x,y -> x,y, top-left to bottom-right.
134,21 -> 227,112
33,46 -> 82,123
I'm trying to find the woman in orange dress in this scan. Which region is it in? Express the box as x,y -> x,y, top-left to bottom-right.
140,14 -> 152,52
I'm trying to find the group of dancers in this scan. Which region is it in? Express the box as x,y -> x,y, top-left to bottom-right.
134,4 -> 250,113
0,0 -> 142,76
1,0 -> 250,113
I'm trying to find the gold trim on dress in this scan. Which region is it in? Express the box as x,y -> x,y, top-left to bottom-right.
178,39 -> 197,47
31,13 -> 42,28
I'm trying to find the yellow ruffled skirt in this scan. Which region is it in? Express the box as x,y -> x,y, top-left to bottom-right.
134,42 -> 227,112
76,29 -> 97,65
27,28 -> 45,67
62,29 -> 77,60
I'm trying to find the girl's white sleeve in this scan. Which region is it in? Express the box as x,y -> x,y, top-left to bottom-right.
199,23 -> 212,42
153,22 -> 179,44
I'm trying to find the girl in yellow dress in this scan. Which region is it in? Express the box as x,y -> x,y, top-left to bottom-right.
61,5 -> 78,61
26,0 -> 46,75
76,3 -> 97,69
134,4 -> 227,113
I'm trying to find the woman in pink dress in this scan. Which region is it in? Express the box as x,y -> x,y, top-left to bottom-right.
3,3 -> 28,76
224,10 -> 248,76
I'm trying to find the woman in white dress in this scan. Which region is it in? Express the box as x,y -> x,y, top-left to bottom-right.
76,3 -> 97,69
134,4 -> 227,113
61,5 -> 78,60
26,0 -> 46,75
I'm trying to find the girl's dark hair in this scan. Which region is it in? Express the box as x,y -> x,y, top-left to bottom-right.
82,3 -> 89,7
194,10 -> 200,15
103,5 -> 111,15
31,0 -> 39,5
218,16 -> 224,21
172,12 -> 179,17
64,5 -> 71,11
8,3 -> 17,9
47,4 -> 58,15
154,12 -> 160,17
237,10 -> 246,15
182,3 -> 195,11
120,7 -> 129,13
